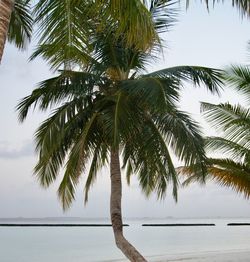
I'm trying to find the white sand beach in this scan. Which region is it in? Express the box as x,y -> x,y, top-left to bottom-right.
152,250 -> 250,261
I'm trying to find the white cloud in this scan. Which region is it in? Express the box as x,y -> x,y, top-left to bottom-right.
0,140 -> 34,159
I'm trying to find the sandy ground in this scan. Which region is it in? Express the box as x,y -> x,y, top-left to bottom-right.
152,250 -> 250,261
114,249 -> 250,262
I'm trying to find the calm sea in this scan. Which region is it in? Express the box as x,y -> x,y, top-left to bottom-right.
1,218 -> 250,262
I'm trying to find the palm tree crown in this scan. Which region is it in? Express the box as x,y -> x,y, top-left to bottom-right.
17,28 -> 223,209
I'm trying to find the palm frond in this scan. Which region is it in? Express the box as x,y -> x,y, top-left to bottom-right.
209,158 -> 250,199
120,107 -> 181,200
102,0 -> 158,50
224,65 -> 250,102
8,0 -> 32,49
179,158 -> 250,199
120,76 -> 179,113
148,0 -> 178,34
16,70 -> 106,122
202,102 -> 250,145
34,100 -> 92,187
58,112 -> 98,210
84,143 -> 108,204
208,165 -> 250,199
146,117 -> 179,200
145,66 -> 223,94
186,0 -> 250,17
32,0 -> 93,69
155,109 -> 207,175
182,97 -> 250,200
205,136 -> 250,162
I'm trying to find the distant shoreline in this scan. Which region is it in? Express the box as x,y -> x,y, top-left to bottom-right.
142,223 -> 215,226
0,224 -> 129,227
1,216 -> 250,221
2,222 -> 250,227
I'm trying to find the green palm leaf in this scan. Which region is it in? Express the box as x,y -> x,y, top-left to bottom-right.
223,65 -> 250,102
84,143 -> 108,204
202,102 -> 250,145
32,0 -> 93,69
145,66 -> 223,94
58,112 -> 98,210
16,70 -> 107,121
34,99 -> 93,187
101,0 -> 158,50
8,0 -> 32,49
205,137 -> 250,162
148,0 -> 178,34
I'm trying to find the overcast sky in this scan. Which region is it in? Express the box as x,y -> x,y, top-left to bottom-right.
1,2 -> 250,219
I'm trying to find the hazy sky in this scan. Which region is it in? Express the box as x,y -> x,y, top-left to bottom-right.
1,2 -> 250,219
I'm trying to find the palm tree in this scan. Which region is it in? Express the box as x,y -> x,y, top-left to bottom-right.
0,0 -> 32,63
16,1 -> 223,260
180,65 -> 250,199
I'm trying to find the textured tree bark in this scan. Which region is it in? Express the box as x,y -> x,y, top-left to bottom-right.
0,0 -> 14,63
110,149 -> 147,262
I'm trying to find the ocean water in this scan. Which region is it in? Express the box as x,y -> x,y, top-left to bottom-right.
1,218 -> 250,262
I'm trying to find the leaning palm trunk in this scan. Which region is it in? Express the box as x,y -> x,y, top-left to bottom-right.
0,0 -> 14,63
110,149 -> 147,262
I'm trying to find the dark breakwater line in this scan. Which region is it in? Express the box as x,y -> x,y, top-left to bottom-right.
142,223 -> 215,227
228,223 -> 250,226
0,224 -> 129,227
